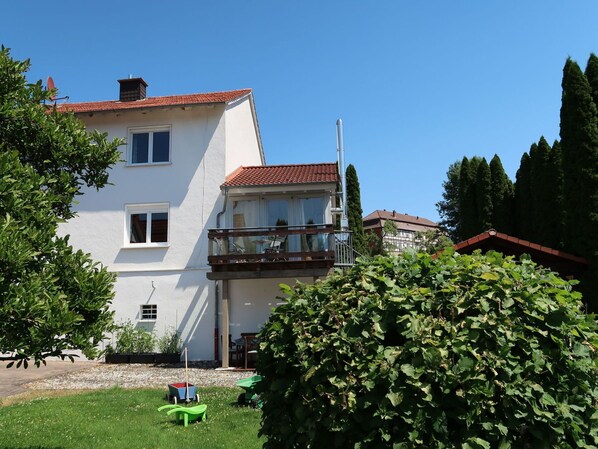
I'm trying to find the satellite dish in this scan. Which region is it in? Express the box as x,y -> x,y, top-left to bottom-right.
47,76 -> 57,101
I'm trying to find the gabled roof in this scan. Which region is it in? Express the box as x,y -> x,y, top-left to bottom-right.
363,210 -> 438,228
222,163 -> 339,187
452,229 -> 589,278
56,89 -> 252,114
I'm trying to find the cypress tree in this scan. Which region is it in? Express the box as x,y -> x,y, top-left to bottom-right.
458,157 -> 475,240
584,53 -> 598,107
474,158 -> 492,234
544,140 -> 564,248
345,164 -> 366,255
436,161 -> 461,242
530,137 -> 552,245
489,154 -> 514,234
514,151 -> 532,241
560,57 -> 598,258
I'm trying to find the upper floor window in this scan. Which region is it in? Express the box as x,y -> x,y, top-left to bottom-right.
128,126 -> 171,165
125,203 -> 169,247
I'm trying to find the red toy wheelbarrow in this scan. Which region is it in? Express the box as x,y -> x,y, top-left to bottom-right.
164,348 -> 199,404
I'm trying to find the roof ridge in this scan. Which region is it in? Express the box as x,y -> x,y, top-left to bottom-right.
242,162 -> 337,169
62,88 -> 252,107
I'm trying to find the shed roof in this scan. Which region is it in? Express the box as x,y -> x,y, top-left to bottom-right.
452,229 -> 589,279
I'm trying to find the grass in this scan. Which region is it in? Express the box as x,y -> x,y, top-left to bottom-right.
0,387 -> 264,449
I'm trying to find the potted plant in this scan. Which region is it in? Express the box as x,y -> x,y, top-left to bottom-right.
105,321 -> 157,364
128,327 -> 157,363
155,327 -> 182,364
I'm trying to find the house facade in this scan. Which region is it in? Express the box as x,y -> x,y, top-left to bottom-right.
363,209 -> 438,254
58,79 -> 346,364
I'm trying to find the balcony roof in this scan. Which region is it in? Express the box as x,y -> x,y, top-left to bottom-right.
223,163 -> 339,188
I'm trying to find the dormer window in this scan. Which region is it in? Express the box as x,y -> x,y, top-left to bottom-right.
128,126 -> 171,165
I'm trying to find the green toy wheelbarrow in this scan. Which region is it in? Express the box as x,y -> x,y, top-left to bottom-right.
236,375 -> 263,408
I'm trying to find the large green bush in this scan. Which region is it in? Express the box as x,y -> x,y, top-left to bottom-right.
257,250 -> 598,448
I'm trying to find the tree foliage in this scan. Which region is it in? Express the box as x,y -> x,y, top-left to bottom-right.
346,164 -> 366,255
489,154 -> 513,235
560,57 -> 598,259
0,47 -> 122,366
514,151 -> 532,241
474,158 -> 492,234
258,252 -> 598,449
436,161 -> 461,242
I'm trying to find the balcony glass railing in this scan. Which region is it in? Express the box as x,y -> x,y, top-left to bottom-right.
208,225 -> 336,264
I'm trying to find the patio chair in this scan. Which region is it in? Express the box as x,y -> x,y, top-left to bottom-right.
157,403 -> 207,427
264,235 -> 287,260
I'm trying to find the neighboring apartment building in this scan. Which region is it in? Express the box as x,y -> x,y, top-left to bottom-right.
363,209 -> 438,254
58,78 -> 347,365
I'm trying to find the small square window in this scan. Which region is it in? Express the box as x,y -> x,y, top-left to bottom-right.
141,304 -> 157,320
126,204 -> 169,246
128,127 -> 170,165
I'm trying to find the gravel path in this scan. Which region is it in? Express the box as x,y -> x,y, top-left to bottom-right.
25,364 -> 255,391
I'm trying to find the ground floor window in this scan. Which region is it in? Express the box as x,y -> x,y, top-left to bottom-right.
140,304 -> 157,321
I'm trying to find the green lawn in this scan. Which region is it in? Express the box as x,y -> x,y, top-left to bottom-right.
0,387 -> 264,449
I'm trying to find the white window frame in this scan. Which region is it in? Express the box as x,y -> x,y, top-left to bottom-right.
140,304 -> 157,321
127,125 -> 172,166
124,203 -> 170,248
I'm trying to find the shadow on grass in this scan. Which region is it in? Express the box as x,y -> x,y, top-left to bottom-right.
0,447 -> 66,449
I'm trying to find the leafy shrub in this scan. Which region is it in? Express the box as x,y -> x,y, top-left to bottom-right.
257,250 -> 598,448
113,321 -> 155,354
157,327 -> 182,353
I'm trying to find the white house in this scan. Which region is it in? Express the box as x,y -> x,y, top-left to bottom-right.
58,78 -> 348,365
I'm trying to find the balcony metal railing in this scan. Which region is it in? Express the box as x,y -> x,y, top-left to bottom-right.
333,230 -> 355,267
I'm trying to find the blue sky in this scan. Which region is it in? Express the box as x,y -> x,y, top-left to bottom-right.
3,1 -> 598,222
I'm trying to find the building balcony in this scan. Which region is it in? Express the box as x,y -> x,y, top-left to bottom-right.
207,225 -> 354,280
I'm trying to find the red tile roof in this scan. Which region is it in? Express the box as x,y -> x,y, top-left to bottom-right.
56,89 -> 252,114
450,229 -> 589,278
453,229 -> 588,264
363,210 -> 438,228
223,163 -> 339,187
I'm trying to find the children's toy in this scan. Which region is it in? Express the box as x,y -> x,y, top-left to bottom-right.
158,403 -> 207,427
236,374 -> 263,408
164,348 -> 199,404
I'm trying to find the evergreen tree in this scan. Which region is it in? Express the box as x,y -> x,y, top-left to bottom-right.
458,157 -> 476,240
514,151 -> 532,241
345,164 -> 366,255
560,57 -> 598,259
530,137 -> 552,244
489,154 -> 514,234
544,140 -> 564,248
474,158 -> 492,234
584,53 -> 598,108
436,161 -> 461,242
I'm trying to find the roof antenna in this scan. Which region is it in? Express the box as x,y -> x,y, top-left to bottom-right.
336,119 -> 349,230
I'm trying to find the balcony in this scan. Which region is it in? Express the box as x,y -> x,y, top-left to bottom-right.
207,225 -> 354,280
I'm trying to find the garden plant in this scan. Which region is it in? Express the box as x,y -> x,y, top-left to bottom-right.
258,250 -> 598,448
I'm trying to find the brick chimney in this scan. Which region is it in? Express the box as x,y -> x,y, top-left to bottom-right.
118,77 -> 148,102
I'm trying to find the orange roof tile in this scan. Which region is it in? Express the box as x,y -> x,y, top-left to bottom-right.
223,163 -> 339,187
56,89 -> 252,114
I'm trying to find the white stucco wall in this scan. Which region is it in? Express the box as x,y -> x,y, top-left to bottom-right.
226,277 -> 314,339
58,102 -> 258,360
109,270 -> 214,360
224,96 -> 264,174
